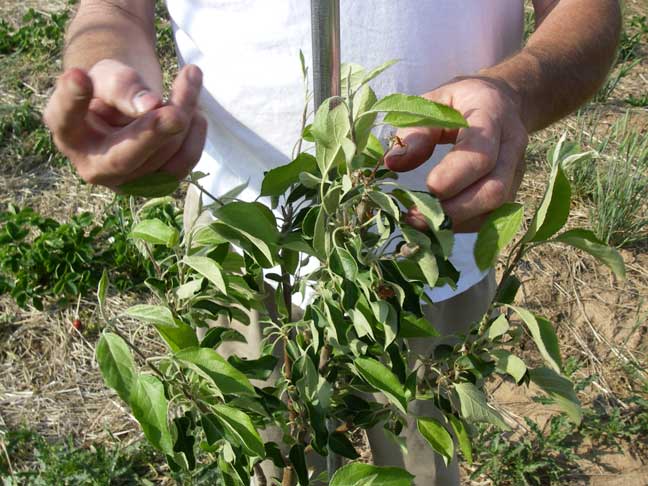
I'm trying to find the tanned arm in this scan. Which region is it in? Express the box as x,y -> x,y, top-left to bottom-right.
384,0 -> 622,232
484,0 -> 622,132
44,0 -> 206,188
63,0 -> 162,93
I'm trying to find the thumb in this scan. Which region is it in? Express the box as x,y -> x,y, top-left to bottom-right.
88,59 -> 162,118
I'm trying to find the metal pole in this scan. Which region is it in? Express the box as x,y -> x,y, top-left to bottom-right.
310,0 -> 341,108
310,0 -> 344,477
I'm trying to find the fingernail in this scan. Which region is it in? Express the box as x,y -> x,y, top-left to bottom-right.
386,145 -> 408,158
66,76 -> 86,97
133,90 -> 158,114
187,66 -> 203,85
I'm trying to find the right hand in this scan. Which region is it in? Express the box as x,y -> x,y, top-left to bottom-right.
43,59 -> 207,190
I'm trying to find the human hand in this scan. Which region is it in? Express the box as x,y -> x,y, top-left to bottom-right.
43,59 -> 207,190
384,76 -> 528,233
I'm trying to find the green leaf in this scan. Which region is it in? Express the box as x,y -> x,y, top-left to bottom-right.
331,246 -> 358,281
183,256 -> 227,295
401,226 -> 439,287
454,382 -> 509,430
96,333 -> 136,403
172,414 -> 196,470
508,306 -> 561,373
313,102 -> 350,176
371,300 -> 398,349
175,347 -> 256,395
154,322 -> 199,352
495,274 -> 521,304
118,172 -> 180,197
200,327 -> 246,349
323,185 -> 342,215
416,417 -> 454,465
354,357 -> 407,414
404,191 -> 445,229
330,463 -> 414,486
356,59 -> 398,91
524,162 -> 571,242
353,85 -> 378,153
191,225 -> 228,247
130,218 -> 179,247
260,153 -> 318,197
210,222 -> 276,268
313,206 -> 328,259
368,191 -> 400,220
97,269 -> 108,314
289,444 -> 309,485
552,229 -> 625,279
448,415 -> 473,464
129,374 -> 173,454
213,201 -> 279,245
350,308 -> 375,340
126,304 -> 175,327
491,350 -> 527,383
329,431 -> 360,459
365,93 -> 467,129
227,355 -> 278,381
529,367 -> 582,424
474,203 -> 524,271
211,404 -> 265,457
399,312 -> 439,338
485,314 -> 510,340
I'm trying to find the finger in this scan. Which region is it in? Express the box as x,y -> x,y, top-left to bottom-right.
440,129 -> 527,228
169,64 -> 203,116
88,59 -> 162,118
384,127 -> 443,172
404,207 -> 429,232
452,214 -> 488,233
159,112 -> 208,179
88,98 -> 134,127
83,105 -> 187,185
426,110 -> 501,200
43,68 -> 95,145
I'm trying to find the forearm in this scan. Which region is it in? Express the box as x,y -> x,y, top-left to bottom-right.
481,0 -> 621,133
63,0 -> 163,93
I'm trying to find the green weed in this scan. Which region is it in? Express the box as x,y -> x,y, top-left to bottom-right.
470,359 -> 648,485
0,198 -> 178,310
625,93 -> 648,107
0,9 -> 69,57
0,427 -> 160,485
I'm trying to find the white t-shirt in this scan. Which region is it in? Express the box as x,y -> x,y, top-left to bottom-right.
165,0 -> 524,302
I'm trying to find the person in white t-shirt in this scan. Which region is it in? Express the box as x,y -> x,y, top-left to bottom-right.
44,1 -> 621,484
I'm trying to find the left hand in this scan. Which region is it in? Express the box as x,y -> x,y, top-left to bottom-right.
384,76 -> 529,233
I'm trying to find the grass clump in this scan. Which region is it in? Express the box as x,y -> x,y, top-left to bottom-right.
563,112 -> 648,247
